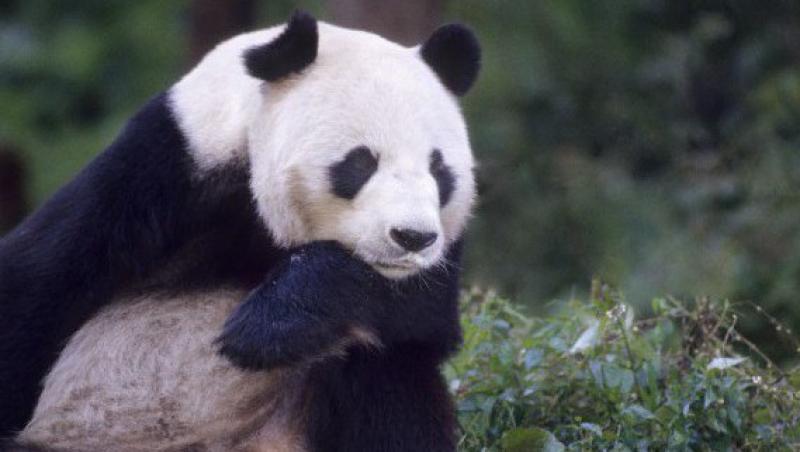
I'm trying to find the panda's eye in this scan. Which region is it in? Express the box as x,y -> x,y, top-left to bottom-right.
329,146 -> 379,200
430,149 -> 456,207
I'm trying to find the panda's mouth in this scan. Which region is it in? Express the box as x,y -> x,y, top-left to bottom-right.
359,250 -> 432,279
371,259 -> 422,278
374,261 -> 416,271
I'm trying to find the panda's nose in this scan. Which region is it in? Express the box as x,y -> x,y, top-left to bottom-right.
390,228 -> 438,252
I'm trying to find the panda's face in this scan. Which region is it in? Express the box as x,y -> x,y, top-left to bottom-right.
248,26 -> 475,278
321,145 -> 448,278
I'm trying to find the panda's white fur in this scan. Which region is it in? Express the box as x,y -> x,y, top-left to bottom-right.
173,22 -> 475,278
20,289 -> 308,452
17,19 -> 476,451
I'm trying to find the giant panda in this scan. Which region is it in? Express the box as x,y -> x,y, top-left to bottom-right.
0,11 -> 480,452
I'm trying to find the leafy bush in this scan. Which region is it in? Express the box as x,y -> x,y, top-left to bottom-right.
448,282 -> 800,451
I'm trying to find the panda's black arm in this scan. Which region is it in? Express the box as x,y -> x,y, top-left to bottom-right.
218,241 -> 462,451
0,93 -> 254,436
217,240 -> 463,370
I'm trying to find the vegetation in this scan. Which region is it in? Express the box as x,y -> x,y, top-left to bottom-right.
449,283 -> 800,451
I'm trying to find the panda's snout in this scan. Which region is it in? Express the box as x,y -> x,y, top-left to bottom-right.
390,228 -> 438,252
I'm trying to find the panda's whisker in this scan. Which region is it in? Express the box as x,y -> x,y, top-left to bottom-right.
419,273 -> 433,291
434,257 -> 455,275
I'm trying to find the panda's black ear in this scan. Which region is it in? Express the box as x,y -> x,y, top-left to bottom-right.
244,10 -> 318,82
420,23 -> 481,96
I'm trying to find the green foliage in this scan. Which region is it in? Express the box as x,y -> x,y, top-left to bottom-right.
449,284 -> 800,450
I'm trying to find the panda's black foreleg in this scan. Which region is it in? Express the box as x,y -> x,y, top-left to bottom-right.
217,241 -> 383,370
218,240 -> 463,450
0,93 -> 257,437
217,240 -> 463,370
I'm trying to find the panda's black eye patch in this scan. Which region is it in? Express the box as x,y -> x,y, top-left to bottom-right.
430,149 -> 455,207
329,146 -> 379,200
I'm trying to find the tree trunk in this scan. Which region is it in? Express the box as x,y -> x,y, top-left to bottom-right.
325,0 -> 445,46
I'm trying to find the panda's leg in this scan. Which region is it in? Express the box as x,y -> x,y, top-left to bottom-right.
306,344 -> 457,452
217,241 -> 463,370
0,92 -> 257,436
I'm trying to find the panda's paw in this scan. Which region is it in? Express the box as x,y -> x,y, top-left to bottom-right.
216,240 -> 388,371
216,297 -> 345,371
217,326 -> 346,371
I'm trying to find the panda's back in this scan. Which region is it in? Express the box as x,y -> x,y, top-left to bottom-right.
17,288 -> 309,452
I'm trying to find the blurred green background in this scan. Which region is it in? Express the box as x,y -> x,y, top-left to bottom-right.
2,1 -> 799,359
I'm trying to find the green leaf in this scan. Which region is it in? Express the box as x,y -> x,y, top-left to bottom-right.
500,427 -> 566,452
789,371 -> 800,390
753,408 -> 771,425
619,369 -> 635,394
654,405 -> 675,425
523,348 -> 544,369
707,357 -> 746,370
580,422 -> 603,436
707,415 -> 728,433
623,404 -> 655,420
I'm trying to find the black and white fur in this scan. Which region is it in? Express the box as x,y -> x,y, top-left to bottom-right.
0,11 -> 480,452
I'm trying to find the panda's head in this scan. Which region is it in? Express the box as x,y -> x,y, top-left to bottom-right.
244,12 -> 480,279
